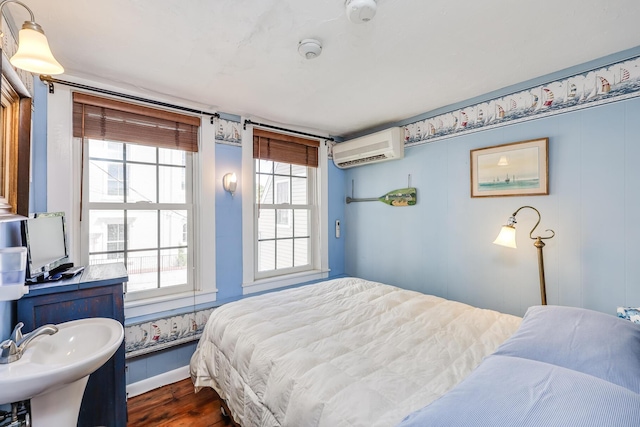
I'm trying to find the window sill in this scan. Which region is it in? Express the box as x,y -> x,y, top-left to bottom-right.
124,289 -> 218,320
242,269 -> 330,295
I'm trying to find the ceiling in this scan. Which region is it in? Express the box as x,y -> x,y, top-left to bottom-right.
10,0 -> 640,137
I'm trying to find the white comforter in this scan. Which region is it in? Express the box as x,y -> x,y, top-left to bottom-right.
190,277 -> 521,427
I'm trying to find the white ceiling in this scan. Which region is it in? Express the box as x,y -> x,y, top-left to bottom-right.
10,0 -> 640,137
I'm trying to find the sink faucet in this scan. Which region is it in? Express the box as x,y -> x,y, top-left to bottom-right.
0,322 -> 59,364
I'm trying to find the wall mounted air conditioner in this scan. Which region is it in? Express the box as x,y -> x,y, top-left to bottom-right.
332,127 -> 404,169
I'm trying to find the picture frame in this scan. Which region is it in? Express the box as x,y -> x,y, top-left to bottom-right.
470,138 -> 548,198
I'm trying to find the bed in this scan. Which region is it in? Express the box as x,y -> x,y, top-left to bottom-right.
189,277 -> 521,426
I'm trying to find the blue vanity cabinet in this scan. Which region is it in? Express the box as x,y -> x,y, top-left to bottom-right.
17,263 -> 128,427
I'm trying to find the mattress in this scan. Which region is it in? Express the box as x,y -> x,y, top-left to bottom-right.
190,277 -> 521,427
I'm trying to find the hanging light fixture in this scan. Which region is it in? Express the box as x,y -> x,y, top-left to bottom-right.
0,0 -> 64,75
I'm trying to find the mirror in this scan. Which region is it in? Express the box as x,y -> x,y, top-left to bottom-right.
0,73 -> 31,217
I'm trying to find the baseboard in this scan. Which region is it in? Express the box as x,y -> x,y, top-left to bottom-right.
126,365 -> 190,399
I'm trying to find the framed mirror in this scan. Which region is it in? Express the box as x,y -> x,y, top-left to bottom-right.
0,72 -> 31,217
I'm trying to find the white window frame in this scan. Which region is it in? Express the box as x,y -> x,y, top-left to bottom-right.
255,163 -> 314,279
241,122 -> 329,295
82,140 -> 195,301
46,84 -> 218,319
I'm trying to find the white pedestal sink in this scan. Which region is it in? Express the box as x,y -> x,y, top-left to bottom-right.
0,317 -> 124,426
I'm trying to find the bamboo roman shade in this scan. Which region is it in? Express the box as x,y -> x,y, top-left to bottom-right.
72,92 -> 201,152
253,128 -> 319,168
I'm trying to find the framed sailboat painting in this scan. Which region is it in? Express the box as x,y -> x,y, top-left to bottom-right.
470,138 -> 549,197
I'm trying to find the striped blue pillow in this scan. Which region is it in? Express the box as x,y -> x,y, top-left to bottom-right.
493,305 -> 640,394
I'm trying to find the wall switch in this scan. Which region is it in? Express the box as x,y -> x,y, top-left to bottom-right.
335,220 -> 340,238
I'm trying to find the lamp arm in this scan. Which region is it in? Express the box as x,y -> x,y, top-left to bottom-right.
512,205 -> 555,241
0,1 -> 35,22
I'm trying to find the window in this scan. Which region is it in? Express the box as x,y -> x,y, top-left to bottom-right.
247,128 -> 324,284
86,142 -> 191,294
73,92 -> 200,299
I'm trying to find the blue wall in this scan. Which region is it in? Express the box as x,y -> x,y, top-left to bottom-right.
344,97 -> 640,317
215,143 -> 244,301
30,78 -> 48,213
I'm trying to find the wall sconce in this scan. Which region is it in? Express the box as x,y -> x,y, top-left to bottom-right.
222,173 -> 237,196
493,206 -> 555,305
0,0 -> 64,75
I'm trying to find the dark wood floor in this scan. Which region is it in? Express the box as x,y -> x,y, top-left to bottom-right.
127,378 -> 232,426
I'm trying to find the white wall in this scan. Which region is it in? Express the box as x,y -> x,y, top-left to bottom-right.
344,97 -> 640,317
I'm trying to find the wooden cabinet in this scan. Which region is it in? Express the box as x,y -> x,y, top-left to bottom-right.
17,263 -> 127,427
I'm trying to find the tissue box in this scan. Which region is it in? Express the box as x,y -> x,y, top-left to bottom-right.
0,247 -> 27,286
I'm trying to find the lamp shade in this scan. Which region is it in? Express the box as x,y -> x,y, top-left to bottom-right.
10,26 -> 64,75
493,225 -> 517,248
222,173 -> 237,195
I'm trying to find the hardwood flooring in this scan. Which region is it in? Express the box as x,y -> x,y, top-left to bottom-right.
127,378 -> 234,426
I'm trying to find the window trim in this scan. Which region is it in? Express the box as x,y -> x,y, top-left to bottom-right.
241,122 -> 329,295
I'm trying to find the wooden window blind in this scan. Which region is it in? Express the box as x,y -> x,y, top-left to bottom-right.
72,92 -> 201,152
253,128 -> 319,168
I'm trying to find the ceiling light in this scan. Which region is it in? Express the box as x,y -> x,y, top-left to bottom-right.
298,39 -> 322,60
345,0 -> 377,24
0,0 -> 64,75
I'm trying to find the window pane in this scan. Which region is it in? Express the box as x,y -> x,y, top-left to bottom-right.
127,144 -> 156,163
128,210 -> 157,250
128,163 -> 156,202
276,239 -> 293,269
89,140 -> 123,160
159,148 -> 185,166
258,209 -> 275,239
159,166 -> 186,203
294,210 -> 309,237
275,180 -> 290,204
89,160 -> 124,203
294,238 -> 309,267
273,162 -> 289,175
159,248 -> 187,288
258,241 -> 275,272
277,209 -> 293,237
256,159 -> 272,174
89,210 -> 124,254
257,173 -> 272,204
90,251 -> 124,266
291,164 -> 307,177
126,250 -> 158,292
160,210 -> 188,247
291,177 -> 307,204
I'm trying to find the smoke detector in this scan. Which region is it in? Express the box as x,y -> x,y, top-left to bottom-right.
345,0 -> 377,24
298,39 -> 322,59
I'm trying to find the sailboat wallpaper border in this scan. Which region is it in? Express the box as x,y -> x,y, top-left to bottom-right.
470,138 -> 549,198
403,56 -> 640,146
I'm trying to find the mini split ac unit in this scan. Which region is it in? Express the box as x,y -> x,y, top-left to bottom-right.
332,127 -> 404,169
